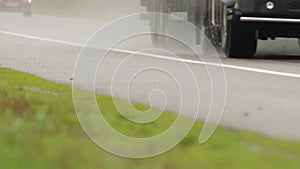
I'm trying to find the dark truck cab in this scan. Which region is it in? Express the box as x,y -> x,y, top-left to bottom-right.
219,0 -> 300,57
237,0 -> 300,17
141,0 -> 300,58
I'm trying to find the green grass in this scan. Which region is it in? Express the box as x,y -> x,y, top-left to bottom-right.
1,68 -> 300,169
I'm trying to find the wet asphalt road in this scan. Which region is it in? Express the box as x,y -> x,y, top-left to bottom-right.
0,13 -> 300,141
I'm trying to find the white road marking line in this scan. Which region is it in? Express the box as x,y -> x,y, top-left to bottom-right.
0,30 -> 84,47
1,30 -> 300,79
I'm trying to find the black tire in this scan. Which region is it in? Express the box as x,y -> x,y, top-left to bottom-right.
222,7 -> 257,58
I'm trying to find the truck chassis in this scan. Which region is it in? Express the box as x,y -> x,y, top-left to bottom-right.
141,0 -> 300,58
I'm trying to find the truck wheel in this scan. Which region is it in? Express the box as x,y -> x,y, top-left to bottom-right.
222,7 -> 257,58
298,39 -> 300,48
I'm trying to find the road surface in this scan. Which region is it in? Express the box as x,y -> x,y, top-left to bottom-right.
0,13 -> 300,141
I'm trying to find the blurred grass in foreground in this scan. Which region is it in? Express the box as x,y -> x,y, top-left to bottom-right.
0,68 -> 300,169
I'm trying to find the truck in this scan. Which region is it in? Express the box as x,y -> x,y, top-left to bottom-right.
0,0 -> 32,17
140,0 -> 300,58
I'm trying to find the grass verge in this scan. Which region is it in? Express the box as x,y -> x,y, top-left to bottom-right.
0,68 -> 300,169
